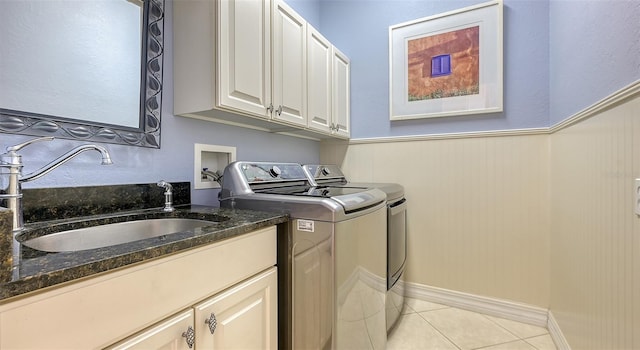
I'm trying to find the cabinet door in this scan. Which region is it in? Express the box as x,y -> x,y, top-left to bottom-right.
293,238 -> 333,349
194,267 -> 278,350
332,47 -> 351,138
271,0 -> 307,127
307,25 -> 333,134
106,310 -> 194,350
217,0 -> 271,118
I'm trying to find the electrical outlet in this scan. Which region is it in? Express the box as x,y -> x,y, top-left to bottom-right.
635,179 -> 640,215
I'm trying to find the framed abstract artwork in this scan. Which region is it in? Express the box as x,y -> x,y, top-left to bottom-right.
389,0 -> 503,120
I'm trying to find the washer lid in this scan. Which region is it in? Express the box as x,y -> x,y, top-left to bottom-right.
255,185 -> 385,212
330,188 -> 386,212
220,162 -> 386,212
303,165 -> 405,202
347,182 -> 405,202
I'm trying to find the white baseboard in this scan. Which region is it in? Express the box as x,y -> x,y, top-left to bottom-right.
405,282 -> 574,349
547,311 -> 571,350
404,282 -> 549,328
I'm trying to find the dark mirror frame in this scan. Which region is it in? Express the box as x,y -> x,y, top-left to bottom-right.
0,0 -> 165,149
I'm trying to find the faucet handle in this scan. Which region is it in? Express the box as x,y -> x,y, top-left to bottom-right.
157,180 -> 173,191
157,180 -> 175,212
6,136 -> 54,152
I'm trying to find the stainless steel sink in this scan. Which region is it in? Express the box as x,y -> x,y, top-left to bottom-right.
21,218 -> 216,252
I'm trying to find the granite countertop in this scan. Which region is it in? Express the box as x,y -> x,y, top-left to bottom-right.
0,205 -> 288,302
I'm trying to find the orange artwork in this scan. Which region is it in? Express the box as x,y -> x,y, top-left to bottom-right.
407,26 -> 479,101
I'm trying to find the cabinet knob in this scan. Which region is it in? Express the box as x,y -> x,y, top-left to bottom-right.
182,326 -> 195,348
276,105 -> 283,116
266,103 -> 274,114
204,312 -> 218,334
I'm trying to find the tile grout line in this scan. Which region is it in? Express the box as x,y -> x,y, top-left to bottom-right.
480,312 -> 552,350
417,306 -> 536,350
393,299 -> 555,350
480,313 -> 527,340
521,334 -> 554,350
470,338 -> 535,350
415,309 -> 463,350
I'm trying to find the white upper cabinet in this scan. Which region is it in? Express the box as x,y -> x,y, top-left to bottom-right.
217,0 -> 272,118
173,0 -> 350,139
173,0 -> 272,120
332,47 -> 351,138
307,25 -> 333,133
307,26 -> 351,138
272,0 -> 307,127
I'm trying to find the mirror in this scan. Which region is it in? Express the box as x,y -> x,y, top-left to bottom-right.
0,0 -> 165,148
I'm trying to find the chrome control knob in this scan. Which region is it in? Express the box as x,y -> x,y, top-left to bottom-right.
269,165 -> 281,178
321,167 -> 331,176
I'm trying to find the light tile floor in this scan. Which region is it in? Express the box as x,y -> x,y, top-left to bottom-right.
387,298 -> 558,350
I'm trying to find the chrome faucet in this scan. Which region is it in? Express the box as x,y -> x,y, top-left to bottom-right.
156,180 -> 175,212
0,136 -> 112,274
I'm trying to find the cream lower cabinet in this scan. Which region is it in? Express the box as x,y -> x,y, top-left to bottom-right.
194,268 -> 277,349
108,268 -> 277,350
0,226 -> 277,349
108,310 -> 195,350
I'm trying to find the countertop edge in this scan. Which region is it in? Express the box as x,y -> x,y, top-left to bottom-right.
0,207 -> 288,302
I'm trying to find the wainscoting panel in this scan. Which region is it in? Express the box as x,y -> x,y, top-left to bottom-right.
321,133 -> 551,308
320,81 -> 640,349
549,94 -> 640,349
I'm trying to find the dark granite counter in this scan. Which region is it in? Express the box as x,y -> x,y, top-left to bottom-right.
0,205 -> 287,302
0,208 -> 12,283
0,182 -> 288,302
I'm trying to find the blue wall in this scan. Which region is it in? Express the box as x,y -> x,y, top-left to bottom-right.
0,1 -> 321,207
317,0 -> 550,139
549,0 -> 640,125
287,0 -> 321,29
312,0 -> 639,139
3,0 -> 639,205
